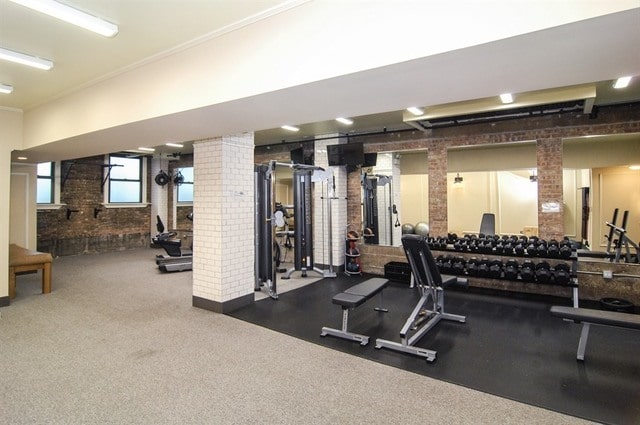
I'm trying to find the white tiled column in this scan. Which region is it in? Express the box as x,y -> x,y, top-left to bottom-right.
150,156 -> 169,236
314,136 -> 347,270
192,133 -> 255,313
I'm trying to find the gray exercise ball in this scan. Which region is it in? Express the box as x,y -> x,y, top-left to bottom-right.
401,223 -> 415,235
414,222 -> 430,236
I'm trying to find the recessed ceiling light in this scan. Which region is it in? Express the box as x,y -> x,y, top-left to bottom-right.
0,83 -> 13,94
406,107 -> 424,116
138,147 -> 155,152
629,164 -> 640,170
500,93 -> 514,104
0,47 -> 53,70
281,125 -> 299,132
165,143 -> 184,148
613,76 -> 632,89
8,0 -> 118,37
336,117 -> 353,125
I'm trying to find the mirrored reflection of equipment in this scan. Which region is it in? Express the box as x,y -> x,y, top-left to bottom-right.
362,173 -> 394,245
154,213 -> 194,272
605,209 -> 639,263
255,161 -> 337,300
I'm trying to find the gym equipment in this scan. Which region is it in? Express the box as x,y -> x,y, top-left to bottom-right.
345,226 -> 362,276
479,213 -> 496,236
153,214 -> 193,272
375,234 -> 467,362
488,259 -> 503,279
255,161 -> 337,298
504,259 -> 519,280
605,210 -> 640,263
401,223 -> 415,235
320,278 -> 389,345
520,260 -> 536,282
553,263 -> 571,285
535,261 -> 552,284
362,174 -> 394,245
414,221 -> 430,237
550,306 -> 640,361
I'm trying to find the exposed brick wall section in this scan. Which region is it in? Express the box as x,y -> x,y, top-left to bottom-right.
537,138 -> 564,240
426,141 -> 448,236
38,155 -> 151,256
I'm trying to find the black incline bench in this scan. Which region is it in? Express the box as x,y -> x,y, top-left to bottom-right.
321,277 -> 389,346
550,306 -> 640,361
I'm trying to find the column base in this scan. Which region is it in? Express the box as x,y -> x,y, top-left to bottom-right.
192,293 -> 254,313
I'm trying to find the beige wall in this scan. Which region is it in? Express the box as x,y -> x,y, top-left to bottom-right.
10,163 -> 37,249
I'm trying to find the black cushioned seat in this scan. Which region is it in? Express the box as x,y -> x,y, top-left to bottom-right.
550,306 -> 640,330
550,305 -> 640,361
343,277 -> 388,297
332,292 -> 367,308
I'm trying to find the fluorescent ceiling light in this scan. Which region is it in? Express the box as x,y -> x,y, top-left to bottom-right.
336,117 -> 353,125
629,164 -> 640,170
9,0 -> 118,37
406,107 -> 424,116
165,143 -> 184,148
500,93 -> 514,104
17,156 -> 28,160
0,47 -> 53,70
613,76 -> 632,89
281,125 -> 299,132
0,83 -> 14,94
138,147 -> 155,152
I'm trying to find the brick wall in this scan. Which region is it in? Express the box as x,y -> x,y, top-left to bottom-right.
38,155 -> 151,256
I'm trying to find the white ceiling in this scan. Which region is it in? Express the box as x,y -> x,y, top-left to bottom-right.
1,1 -> 640,161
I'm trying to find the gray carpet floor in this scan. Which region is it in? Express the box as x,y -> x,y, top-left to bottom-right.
0,248 -> 595,424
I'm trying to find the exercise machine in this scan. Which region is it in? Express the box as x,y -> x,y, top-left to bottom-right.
375,234 -> 467,362
362,173 -> 395,245
154,214 -> 194,272
605,209 -> 639,263
255,161 -> 337,299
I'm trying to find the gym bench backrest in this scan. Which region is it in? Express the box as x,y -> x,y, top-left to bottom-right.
402,234 -> 445,288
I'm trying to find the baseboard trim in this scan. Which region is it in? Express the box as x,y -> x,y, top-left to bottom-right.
0,296 -> 10,307
192,293 -> 254,314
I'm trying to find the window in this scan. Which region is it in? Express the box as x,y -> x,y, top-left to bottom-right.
108,155 -> 142,203
176,167 -> 194,203
37,162 -> 54,204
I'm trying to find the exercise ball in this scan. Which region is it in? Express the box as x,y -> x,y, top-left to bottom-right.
401,224 -> 415,235
414,222 -> 430,237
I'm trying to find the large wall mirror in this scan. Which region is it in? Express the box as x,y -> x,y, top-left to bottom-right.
447,142 -> 538,236
563,133 -> 640,250
362,150 -> 428,247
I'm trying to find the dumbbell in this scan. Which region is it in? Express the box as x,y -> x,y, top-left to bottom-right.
553,263 -> 571,285
526,242 -> 538,257
477,258 -> 490,278
559,241 -> 572,259
547,239 -> 560,258
441,255 -> 454,274
520,260 -> 536,282
435,255 -> 445,272
515,243 -> 526,256
466,257 -> 480,277
452,257 -> 467,275
504,259 -> 519,280
535,261 -> 552,284
536,241 -> 548,257
488,259 -> 503,279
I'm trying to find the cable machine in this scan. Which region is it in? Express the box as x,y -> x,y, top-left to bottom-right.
362,174 -> 393,245
255,161 -> 336,299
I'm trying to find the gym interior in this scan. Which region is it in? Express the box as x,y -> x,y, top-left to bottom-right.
2,3 -> 640,424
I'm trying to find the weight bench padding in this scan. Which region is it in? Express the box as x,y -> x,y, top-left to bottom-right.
550,306 -> 640,361
321,278 -> 389,345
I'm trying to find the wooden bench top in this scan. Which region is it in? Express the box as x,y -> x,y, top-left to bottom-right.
9,244 -> 52,267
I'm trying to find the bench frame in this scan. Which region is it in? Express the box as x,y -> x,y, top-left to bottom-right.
321,278 -> 388,346
375,234 -> 467,362
9,259 -> 52,299
550,306 -> 640,361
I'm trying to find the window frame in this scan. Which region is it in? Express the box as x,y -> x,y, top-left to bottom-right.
103,154 -> 148,207
176,166 -> 194,205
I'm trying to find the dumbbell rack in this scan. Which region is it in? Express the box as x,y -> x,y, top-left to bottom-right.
345,225 -> 362,276
428,234 -> 580,307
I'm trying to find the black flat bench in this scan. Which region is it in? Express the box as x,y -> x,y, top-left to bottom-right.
321,277 -> 389,345
550,306 -> 640,361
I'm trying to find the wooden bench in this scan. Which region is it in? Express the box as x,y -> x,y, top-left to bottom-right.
320,278 -> 389,345
550,306 -> 640,361
9,244 -> 53,299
